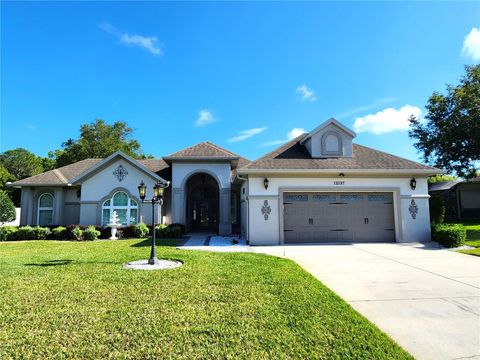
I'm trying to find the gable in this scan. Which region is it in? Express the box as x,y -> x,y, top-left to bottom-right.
301,118 -> 356,158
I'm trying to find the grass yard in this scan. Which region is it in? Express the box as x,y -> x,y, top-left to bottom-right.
0,239 -> 411,359
456,223 -> 480,257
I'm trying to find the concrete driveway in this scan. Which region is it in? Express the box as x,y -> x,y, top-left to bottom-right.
254,242 -> 480,360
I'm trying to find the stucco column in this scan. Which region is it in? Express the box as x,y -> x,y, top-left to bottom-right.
219,188 -> 231,235
171,187 -> 185,225
20,188 -> 33,225
54,188 -> 64,225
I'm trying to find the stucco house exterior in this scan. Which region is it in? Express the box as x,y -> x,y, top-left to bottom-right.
10,119 -> 441,245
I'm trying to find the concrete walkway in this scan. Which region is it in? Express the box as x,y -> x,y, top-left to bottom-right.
180,233 -> 251,252
254,242 -> 480,360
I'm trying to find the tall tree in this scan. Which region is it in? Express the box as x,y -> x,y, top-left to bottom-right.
0,148 -> 43,180
54,119 -> 149,167
409,65 -> 480,178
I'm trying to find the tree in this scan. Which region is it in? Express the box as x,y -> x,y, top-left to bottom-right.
54,119 -> 149,167
428,174 -> 458,183
0,148 -> 43,180
0,190 -> 16,225
409,64 -> 480,179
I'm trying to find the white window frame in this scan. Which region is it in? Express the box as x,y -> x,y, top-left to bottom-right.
101,191 -> 138,226
37,193 -> 54,226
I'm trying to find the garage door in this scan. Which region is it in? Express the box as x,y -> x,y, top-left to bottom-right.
283,192 -> 395,243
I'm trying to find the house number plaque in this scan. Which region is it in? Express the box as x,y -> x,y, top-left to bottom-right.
334,181 -> 345,185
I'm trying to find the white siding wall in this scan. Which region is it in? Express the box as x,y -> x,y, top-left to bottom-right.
247,175 -> 430,245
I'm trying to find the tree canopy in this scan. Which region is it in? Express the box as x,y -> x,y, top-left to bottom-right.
427,174 -> 458,184
54,119 -> 149,167
0,148 -> 44,180
0,190 -> 16,225
409,64 -> 480,178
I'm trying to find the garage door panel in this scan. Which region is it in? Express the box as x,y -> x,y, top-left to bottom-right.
284,192 -> 395,243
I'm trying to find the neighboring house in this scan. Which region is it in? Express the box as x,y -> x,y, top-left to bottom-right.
429,177 -> 480,220
10,119 -> 440,245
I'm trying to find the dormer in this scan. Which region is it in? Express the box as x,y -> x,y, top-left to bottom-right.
300,118 -> 356,158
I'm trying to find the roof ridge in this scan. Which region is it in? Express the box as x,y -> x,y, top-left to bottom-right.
204,141 -> 242,158
52,169 -> 69,183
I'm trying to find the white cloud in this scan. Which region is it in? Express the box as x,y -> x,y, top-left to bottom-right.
99,22 -> 162,55
227,127 -> 267,142
335,97 -> 397,119
352,105 -> 422,135
195,109 -> 215,127
25,124 -> 36,131
462,27 -> 480,61
260,127 -> 306,147
296,84 -> 317,102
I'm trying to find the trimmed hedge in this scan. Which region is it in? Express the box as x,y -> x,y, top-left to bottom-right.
431,224 -> 466,248
0,223 -> 186,241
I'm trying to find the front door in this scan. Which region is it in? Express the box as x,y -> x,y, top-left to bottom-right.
190,185 -> 218,232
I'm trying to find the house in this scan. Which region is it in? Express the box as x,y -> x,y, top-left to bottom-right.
10,119 -> 441,245
429,177 -> 480,220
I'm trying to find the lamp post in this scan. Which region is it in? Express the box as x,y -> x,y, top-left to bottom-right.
138,180 -> 170,265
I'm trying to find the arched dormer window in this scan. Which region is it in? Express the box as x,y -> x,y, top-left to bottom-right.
38,193 -> 54,226
321,131 -> 343,156
101,191 -> 138,226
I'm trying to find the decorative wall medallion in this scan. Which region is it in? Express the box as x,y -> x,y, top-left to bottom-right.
113,165 -> 128,182
261,200 -> 271,221
409,199 -> 418,219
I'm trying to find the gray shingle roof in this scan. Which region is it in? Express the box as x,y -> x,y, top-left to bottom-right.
240,135 -> 439,172
11,158 -> 170,186
166,141 -> 240,159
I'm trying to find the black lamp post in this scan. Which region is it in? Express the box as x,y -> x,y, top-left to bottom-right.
138,180 -> 170,265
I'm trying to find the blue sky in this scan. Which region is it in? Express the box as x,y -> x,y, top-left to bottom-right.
1,1 -> 479,163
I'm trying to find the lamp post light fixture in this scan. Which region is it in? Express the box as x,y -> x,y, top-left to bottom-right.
138,180 -> 170,265
264,177 -> 269,190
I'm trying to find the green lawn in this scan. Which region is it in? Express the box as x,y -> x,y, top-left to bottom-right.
456,222 -> 480,257
0,239 -> 411,359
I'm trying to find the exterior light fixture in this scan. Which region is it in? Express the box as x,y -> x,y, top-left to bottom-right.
264,177 -> 269,190
410,177 -> 417,190
339,173 -> 345,177
76,189 -> 81,198
137,180 -> 170,266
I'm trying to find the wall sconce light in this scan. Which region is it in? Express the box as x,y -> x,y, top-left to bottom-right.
410,177 -> 417,190
264,177 -> 269,190
76,189 -> 81,198
339,173 -> 345,177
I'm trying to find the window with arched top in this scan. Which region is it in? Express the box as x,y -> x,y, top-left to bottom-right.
101,191 -> 138,226
38,193 -> 54,226
321,131 -> 343,156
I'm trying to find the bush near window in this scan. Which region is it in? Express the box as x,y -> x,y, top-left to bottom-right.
51,226 -> 68,240
429,196 -> 445,224
83,225 -> 101,241
133,222 -> 150,238
431,224 -> 466,248
71,226 -> 84,241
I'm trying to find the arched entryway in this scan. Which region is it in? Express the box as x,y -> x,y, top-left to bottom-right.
185,173 -> 219,233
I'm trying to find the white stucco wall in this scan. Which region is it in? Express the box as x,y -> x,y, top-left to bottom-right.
246,175 -> 431,245
79,159 -> 162,226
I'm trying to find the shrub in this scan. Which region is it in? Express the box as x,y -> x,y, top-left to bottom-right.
155,223 -> 183,238
15,226 -> 50,240
83,225 -> 101,241
31,227 -> 51,240
71,226 -> 83,241
120,225 -> 136,239
0,226 -> 18,241
0,190 -> 16,225
134,223 -> 150,238
432,224 -> 466,248
429,196 -> 445,224
52,226 -> 68,240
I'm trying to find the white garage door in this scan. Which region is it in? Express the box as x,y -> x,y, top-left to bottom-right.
283,192 -> 395,243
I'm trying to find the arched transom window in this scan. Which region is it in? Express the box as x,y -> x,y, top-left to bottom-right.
38,193 -> 54,226
321,131 -> 343,156
102,191 -> 138,226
